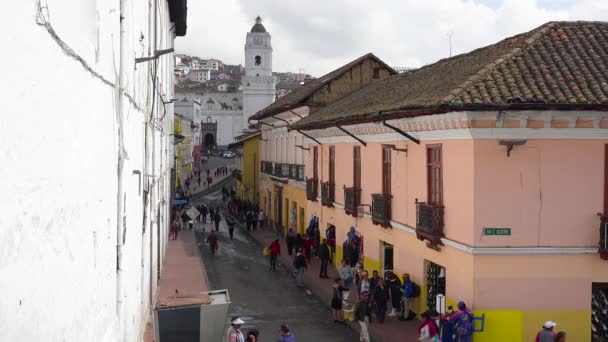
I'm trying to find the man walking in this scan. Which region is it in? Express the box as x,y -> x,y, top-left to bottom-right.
354,292 -> 372,342
214,210 -> 221,232
286,229 -> 296,256
227,217 -> 235,240
318,239 -> 330,278
224,317 -> 245,342
268,238 -> 281,271
257,210 -> 265,230
206,230 -> 218,256
293,250 -> 307,287
399,273 -> 415,321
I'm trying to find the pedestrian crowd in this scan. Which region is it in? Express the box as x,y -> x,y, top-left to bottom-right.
176,165 -> 232,200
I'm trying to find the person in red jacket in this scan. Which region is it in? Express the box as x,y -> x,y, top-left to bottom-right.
303,235 -> 314,262
268,239 -> 281,271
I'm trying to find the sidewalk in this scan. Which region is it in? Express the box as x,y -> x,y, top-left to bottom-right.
143,229 -> 210,342
227,214 -> 419,342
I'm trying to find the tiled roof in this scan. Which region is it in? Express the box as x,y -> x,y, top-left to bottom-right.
250,53 -> 397,120
293,21 -> 608,130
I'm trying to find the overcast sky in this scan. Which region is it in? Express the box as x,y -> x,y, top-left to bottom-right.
175,0 -> 608,77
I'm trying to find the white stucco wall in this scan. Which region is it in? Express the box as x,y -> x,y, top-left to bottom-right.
0,1 -> 177,341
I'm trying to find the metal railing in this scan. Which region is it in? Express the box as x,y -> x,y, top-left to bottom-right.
371,193 -> 391,227
272,163 -> 289,178
416,201 -> 445,247
321,182 -> 334,207
344,187 -> 361,216
289,164 -> 297,180
296,165 -> 305,181
261,161 -> 273,174
306,178 -> 318,201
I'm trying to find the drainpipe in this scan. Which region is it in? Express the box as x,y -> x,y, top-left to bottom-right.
116,0 -> 126,320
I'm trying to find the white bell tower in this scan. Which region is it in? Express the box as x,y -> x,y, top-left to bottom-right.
242,16 -> 276,129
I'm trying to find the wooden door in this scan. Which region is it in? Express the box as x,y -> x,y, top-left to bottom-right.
382,146 -> 391,195
354,146 -> 361,189
427,144 -> 443,205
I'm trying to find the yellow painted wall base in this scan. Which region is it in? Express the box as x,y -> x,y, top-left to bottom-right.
472,309 -> 590,342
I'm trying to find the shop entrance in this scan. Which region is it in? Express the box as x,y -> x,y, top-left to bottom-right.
425,261 -> 446,311
381,242 -> 393,275
593,283 -> 608,341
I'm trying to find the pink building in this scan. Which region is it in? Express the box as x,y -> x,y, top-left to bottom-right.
292,21 -> 608,341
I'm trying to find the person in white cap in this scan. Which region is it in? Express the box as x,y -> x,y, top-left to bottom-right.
225,317 -> 245,342
535,321 -> 557,342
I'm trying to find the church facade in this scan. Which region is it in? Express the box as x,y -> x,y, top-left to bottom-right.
174,17 -> 276,148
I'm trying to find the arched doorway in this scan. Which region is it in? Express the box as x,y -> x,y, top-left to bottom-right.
204,133 -> 215,149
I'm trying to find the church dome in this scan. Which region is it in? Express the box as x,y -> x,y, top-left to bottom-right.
250,16 -> 266,33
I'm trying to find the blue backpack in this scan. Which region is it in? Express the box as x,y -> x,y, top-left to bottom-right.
455,311 -> 473,336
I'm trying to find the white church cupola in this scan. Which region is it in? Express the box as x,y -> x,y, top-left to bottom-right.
242,16 -> 276,129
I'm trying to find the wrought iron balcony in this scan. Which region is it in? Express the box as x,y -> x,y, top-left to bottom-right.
416,201 -> 445,248
306,178 -> 318,201
344,187 -> 361,216
289,164 -> 297,180
371,193 -> 391,228
599,214 -> 608,260
321,182 -> 334,207
296,165 -> 305,181
273,163 -> 289,178
261,161 -> 273,174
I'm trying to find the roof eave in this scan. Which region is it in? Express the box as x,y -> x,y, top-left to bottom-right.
294,102 -> 608,131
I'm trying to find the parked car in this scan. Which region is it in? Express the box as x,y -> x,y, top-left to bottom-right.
201,155 -> 209,162
222,151 -> 236,158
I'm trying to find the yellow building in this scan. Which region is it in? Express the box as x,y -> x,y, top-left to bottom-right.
249,53 -> 396,236
228,131 -> 261,204
174,113 -> 193,188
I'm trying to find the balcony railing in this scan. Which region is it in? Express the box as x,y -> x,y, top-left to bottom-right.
600,214 -> 608,260
344,187 -> 361,216
273,163 -> 289,178
321,182 -> 334,207
416,201 -> 445,248
261,161 -> 273,174
289,164 -> 297,180
296,165 -> 305,181
371,193 -> 391,228
306,178 -> 318,201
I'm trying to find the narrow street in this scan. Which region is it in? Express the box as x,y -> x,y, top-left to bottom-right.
192,176 -> 358,341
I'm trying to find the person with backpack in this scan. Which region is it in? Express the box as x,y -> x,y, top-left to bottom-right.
418,310 -> 439,342
399,273 -> 418,321
450,301 -> 474,342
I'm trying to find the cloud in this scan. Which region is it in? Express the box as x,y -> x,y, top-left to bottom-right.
175,0 -> 607,77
